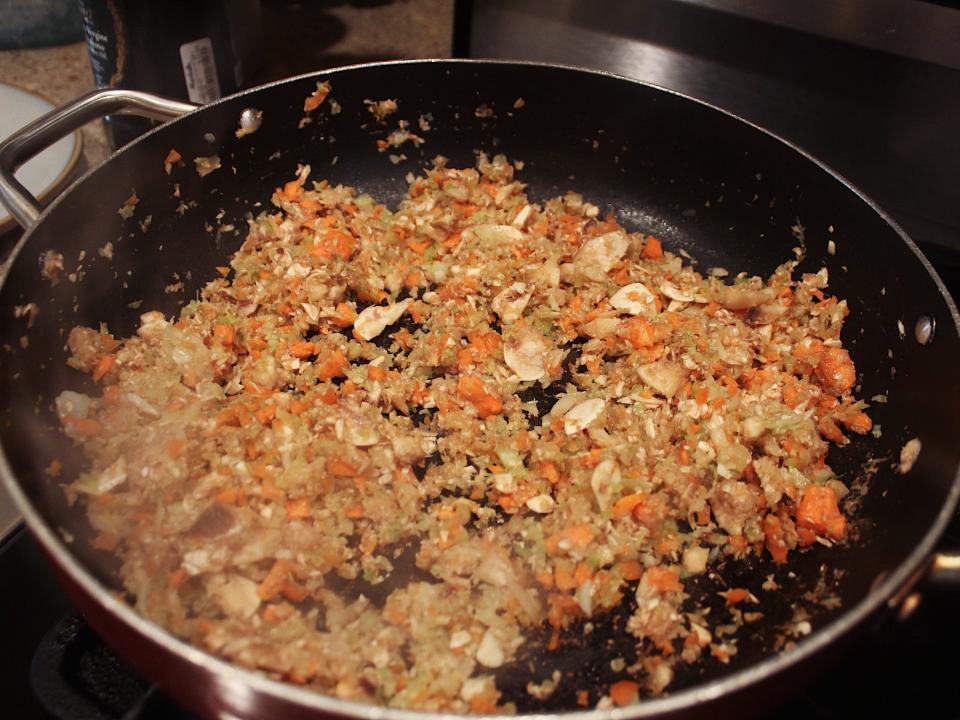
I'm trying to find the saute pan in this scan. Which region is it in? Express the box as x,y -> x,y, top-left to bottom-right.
1,60 -> 959,719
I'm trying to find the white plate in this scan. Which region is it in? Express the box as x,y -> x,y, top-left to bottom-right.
0,82 -> 82,233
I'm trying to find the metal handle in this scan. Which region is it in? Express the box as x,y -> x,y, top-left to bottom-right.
927,550 -> 960,587
0,88 -> 195,230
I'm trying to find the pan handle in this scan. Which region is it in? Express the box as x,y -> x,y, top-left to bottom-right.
927,550 -> 960,587
0,88 -> 195,230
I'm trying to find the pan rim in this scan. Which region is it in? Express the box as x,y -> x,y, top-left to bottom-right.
2,57 -> 959,719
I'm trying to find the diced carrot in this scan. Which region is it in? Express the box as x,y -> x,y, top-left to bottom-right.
257,559 -> 293,601
573,562 -> 592,587
641,236 -> 663,259
289,341 -> 316,359
91,354 -> 115,382
623,317 -> 656,348
164,149 -> 182,165
61,415 -> 102,436
215,487 -> 242,505
367,365 -> 387,381
456,374 -> 502,418
168,567 -> 188,589
695,386 -> 709,405
818,416 -> 847,444
212,323 -> 235,347
303,81 -> 330,112
289,398 -> 310,414
620,559 -> 643,581
841,411 -> 872,434
45,458 -> 62,477
762,514 -> 789,563
610,680 -> 640,707
545,524 -> 595,555
612,492 -> 648,519
724,588 -> 751,606
721,374 -> 738,396
469,693 -> 499,714
532,461 -> 558,488
536,571 -> 555,588
554,563 -> 576,590
329,302 -> 356,328
165,438 -> 186,458
283,179 -> 304,200
255,404 -> 277,424
345,503 -> 365,519
326,457 -> 358,477
286,498 -> 310,519
644,566 -> 682,593
797,485 -> 846,540
406,239 -> 430,255
577,690 -> 590,707
315,350 -> 348,381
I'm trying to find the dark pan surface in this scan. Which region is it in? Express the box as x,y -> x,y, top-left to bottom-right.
1,61 -> 959,717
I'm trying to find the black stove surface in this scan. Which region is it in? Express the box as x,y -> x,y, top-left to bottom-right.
3,509 -> 960,720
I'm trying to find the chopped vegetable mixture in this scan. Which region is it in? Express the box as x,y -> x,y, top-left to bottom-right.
57,154 -> 872,712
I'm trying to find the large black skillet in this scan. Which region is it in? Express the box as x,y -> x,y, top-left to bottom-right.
1,60 -> 959,719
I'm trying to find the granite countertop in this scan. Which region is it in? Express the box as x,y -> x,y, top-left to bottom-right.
0,0 -> 454,174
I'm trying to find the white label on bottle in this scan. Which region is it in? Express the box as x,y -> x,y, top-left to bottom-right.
179,37 -> 221,105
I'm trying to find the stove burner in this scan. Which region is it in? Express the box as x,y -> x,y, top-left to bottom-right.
30,615 -> 195,720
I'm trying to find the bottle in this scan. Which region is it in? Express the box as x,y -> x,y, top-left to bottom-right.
77,0 -> 262,149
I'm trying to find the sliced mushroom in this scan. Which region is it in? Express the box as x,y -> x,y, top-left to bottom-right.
637,361 -> 686,398
610,283 -> 657,316
581,317 -> 621,339
212,575 -> 261,619
492,283 -> 532,324
563,397 -> 605,435
659,281 -> 695,303
573,230 -> 629,279
526,494 -> 556,514
353,299 -> 411,340
719,285 -> 775,310
472,223 -> 524,244
529,258 -> 560,288
590,459 -> 621,511
342,420 -> 380,447
503,326 -> 548,381
476,629 -> 505,668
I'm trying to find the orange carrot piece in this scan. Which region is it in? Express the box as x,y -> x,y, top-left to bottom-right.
456,374 -> 502,418
286,498 -> 310,519
90,354 -> 115,382
212,323 -> 235,347
797,485 -> 846,540
326,457 -> 358,477
644,566 -> 682,593
612,492 -> 649,519
610,680 -> 640,706
724,588 -> 751,606
289,341 -> 316,359
641,236 -> 663,259
540,460 -> 561,485
762,514 -> 789,563
620,559 -> 644,581
315,350 -> 348,381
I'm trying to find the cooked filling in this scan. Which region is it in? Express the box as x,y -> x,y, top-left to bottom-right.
57,155 -> 872,712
